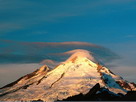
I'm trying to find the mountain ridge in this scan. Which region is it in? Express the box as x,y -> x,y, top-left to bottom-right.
0,50 -> 135,101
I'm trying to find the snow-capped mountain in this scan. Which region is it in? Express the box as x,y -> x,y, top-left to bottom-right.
0,50 -> 136,101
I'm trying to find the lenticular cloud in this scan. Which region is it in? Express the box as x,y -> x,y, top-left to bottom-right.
0,40 -> 119,65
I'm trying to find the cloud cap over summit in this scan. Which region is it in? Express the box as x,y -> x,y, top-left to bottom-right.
0,40 -> 119,65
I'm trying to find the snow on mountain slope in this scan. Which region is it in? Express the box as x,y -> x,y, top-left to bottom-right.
0,50 -> 135,102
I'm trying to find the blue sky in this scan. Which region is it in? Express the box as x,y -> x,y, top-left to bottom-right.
0,0 -> 136,86
0,0 -> 136,66
0,0 -> 136,44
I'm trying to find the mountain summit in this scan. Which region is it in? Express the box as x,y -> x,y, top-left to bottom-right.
0,50 -> 136,101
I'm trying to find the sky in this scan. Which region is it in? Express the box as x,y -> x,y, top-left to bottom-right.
0,0 -> 136,87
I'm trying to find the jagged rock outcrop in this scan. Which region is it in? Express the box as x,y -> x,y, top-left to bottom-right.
61,83 -> 100,101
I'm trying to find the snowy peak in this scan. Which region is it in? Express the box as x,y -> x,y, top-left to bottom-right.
0,65 -> 50,90
36,65 -> 50,74
0,50 -> 136,101
64,49 -> 96,63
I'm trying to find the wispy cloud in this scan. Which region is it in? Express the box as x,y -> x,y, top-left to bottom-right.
0,23 -> 22,33
125,34 -> 136,38
32,31 -> 48,35
0,0 -> 135,33
0,40 -> 119,64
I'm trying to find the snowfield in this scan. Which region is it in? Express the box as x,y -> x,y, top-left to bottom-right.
0,50 -> 135,102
